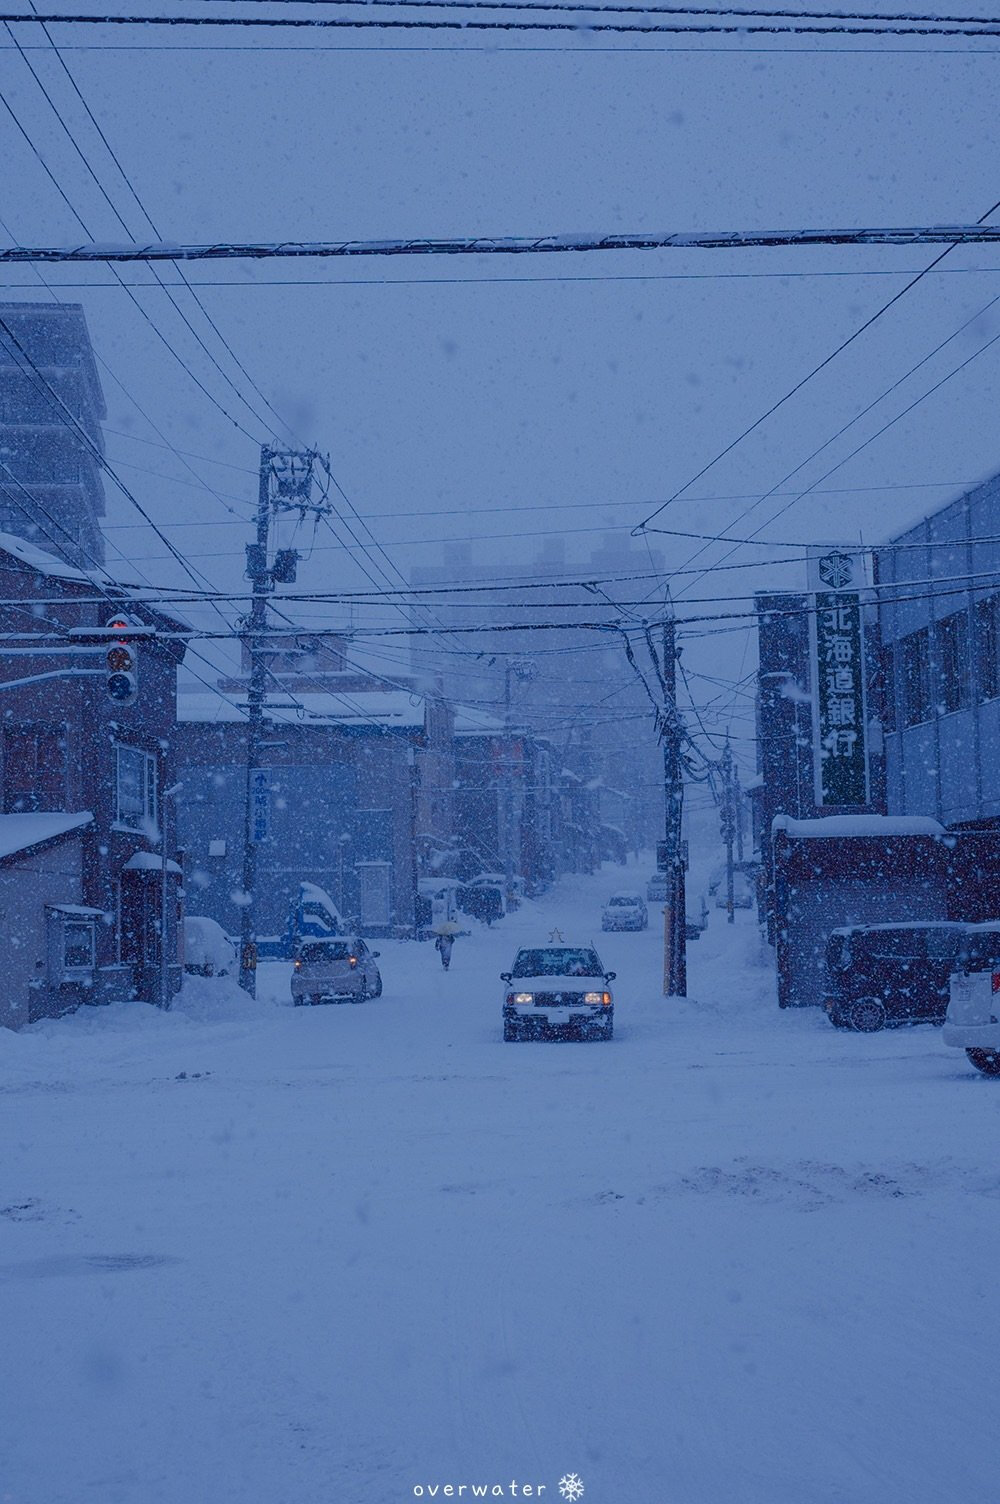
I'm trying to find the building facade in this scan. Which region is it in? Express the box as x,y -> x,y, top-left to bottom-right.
0,302 -> 107,570
173,683 -> 454,941
875,471 -> 1000,828
0,534 -> 189,1025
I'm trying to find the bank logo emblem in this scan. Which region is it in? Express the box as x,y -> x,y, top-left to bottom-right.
818,550 -> 855,590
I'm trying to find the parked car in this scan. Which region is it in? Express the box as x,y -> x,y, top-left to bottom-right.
602,891 -> 647,931
685,895 -> 710,940
500,944 -> 615,1041
183,915 -> 237,977
291,936 -> 382,1005
457,880 -> 504,927
943,922 -> 1000,1075
715,873 -> 754,910
646,873 -> 669,903
822,921 -> 968,1032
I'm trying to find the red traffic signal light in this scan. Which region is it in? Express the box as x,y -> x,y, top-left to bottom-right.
106,614 -> 138,703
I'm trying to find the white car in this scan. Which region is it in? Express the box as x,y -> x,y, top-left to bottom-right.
501,944 -> 616,1042
602,891 -> 647,931
943,923 -> 1000,1076
183,915 -> 237,977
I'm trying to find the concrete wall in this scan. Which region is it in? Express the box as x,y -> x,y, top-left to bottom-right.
0,835 -> 84,1029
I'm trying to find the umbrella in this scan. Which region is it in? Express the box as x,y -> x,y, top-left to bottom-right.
431,920 -> 462,936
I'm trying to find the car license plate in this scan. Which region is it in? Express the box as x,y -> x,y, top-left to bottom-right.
543,1009 -> 570,1023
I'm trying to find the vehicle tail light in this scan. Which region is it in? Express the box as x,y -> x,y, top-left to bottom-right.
991,973 -> 1000,993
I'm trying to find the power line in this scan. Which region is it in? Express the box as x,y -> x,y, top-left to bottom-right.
633,189 -> 1000,534
666,293 -> 1000,598
7,224 -> 1000,264
0,83 -> 264,440
5,9 -> 1000,33
8,3 -> 284,441
182,0 -> 1000,21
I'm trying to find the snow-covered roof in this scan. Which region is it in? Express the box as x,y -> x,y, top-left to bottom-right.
122,852 -> 183,874
773,814 -> 947,839
454,707 -> 504,736
0,530 -> 193,632
0,530 -> 93,583
0,810 -> 93,861
177,689 -> 426,730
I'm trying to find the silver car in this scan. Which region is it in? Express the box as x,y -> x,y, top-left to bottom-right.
291,937 -> 382,1005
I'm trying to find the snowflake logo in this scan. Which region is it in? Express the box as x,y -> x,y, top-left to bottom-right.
818,550 -> 855,590
558,1475 -> 585,1502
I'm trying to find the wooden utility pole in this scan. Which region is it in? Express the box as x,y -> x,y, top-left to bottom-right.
238,446 -> 327,995
721,738 -> 736,925
661,619 -> 686,996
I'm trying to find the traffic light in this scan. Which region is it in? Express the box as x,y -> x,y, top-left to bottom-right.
105,614 -> 138,703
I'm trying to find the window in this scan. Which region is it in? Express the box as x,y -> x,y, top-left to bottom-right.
46,909 -> 98,984
936,612 -> 971,715
901,628 -> 932,727
63,921 -> 95,971
869,931 -> 924,960
975,595 -> 1000,703
925,928 -> 964,962
115,745 -> 157,832
512,948 -> 603,978
2,724 -> 66,812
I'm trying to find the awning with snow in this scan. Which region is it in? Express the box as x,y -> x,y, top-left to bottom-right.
122,852 -> 183,875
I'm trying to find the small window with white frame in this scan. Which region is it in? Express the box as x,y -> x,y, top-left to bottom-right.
46,907 -> 99,985
115,745 -> 158,832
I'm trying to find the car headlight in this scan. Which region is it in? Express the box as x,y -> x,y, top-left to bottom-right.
513,992 -> 533,1004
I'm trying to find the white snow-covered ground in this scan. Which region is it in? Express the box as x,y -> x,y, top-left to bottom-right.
2,857 -> 997,1504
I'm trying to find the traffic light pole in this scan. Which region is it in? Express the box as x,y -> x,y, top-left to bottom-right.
661,619 -> 686,997
238,446 -> 275,997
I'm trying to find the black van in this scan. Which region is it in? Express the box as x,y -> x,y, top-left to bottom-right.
822,922 -> 969,1032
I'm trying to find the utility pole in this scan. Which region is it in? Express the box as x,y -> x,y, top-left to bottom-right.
661,619 -> 686,997
500,657 -> 533,911
238,444 -> 328,995
721,738 -> 736,925
734,764 -> 745,864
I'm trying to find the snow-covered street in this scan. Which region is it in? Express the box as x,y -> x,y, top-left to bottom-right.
2,857 -> 997,1504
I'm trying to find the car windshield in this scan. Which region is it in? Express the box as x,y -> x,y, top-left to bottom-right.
511,947 -> 604,978
298,941 -> 352,964
609,897 -> 637,907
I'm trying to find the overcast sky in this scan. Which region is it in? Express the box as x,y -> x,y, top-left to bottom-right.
3,16 -> 1000,762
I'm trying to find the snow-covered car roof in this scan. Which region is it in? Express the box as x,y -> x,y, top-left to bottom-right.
606,891 -> 643,902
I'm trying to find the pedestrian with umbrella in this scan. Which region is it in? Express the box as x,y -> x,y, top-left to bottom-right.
432,919 -> 461,970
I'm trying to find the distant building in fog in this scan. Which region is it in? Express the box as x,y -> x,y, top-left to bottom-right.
409,534 -> 665,857
0,302 -> 107,570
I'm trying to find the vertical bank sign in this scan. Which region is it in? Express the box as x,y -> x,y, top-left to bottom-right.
808,546 -> 870,808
